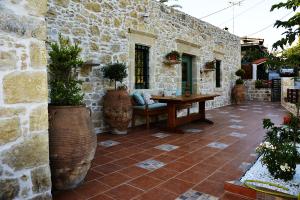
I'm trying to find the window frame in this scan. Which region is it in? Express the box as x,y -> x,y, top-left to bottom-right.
215,59 -> 222,88
134,44 -> 150,89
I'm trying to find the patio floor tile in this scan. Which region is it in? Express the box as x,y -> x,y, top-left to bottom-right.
118,166 -> 148,178
147,167 -> 178,180
97,172 -> 131,187
93,163 -> 124,174
105,184 -> 144,200
160,178 -> 195,195
128,175 -> 162,191
73,180 -> 109,199
193,180 -> 224,197
135,187 -> 178,200
52,102 -> 287,200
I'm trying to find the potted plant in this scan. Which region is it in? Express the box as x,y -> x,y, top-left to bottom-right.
204,60 -> 216,70
164,50 -> 181,65
102,63 -> 132,134
232,69 -> 246,104
255,80 -> 264,89
48,34 -> 96,190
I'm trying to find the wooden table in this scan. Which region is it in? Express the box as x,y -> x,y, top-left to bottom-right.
152,94 -> 218,130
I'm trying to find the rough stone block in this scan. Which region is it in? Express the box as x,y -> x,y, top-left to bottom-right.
0,118 -> 20,145
84,2 -> 101,12
0,107 -> 26,118
82,82 -> 93,93
2,134 -> 49,170
30,42 -> 47,68
31,166 -> 51,193
3,72 -> 48,104
54,0 -> 70,7
0,7 -> 46,40
26,0 -> 48,16
30,105 -> 48,131
0,50 -> 17,70
0,179 -> 19,200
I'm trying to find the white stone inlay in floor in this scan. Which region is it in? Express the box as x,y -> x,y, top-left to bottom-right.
98,140 -> 120,147
155,144 -> 179,152
229,119 -> 242,123
229,132 -> 247,138
176,190 -> 218,200
183,128 -> 203,133
152,132 -> 170,138
239,108 -> 248,111
207,142 -> 229,149
136,159 -> 165,171
229,125 -> 244,129
253,110 -> 263,113
220,111 -> 229,114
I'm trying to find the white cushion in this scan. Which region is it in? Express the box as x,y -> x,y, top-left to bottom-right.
142,92 -> 155,105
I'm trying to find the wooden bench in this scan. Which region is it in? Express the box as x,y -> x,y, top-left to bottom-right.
132,101 -> 168,129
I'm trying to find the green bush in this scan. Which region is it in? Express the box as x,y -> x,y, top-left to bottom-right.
102,63 -> 127,90
236,79 -> 244,85
256,118 -> 300,181
235,69 -> 245,77
48,34 -> 84,105
255,80 -> 264,88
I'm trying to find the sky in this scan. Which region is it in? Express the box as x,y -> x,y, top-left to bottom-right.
165,0 -> 296,50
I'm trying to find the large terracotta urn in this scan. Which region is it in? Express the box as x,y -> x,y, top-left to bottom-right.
103,89 -> 132,134
48,105 -> 96,190
232,84 -> 246,104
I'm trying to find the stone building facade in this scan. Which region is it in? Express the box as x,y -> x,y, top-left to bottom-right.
0,0 -> 52,199
281,77 -> 298,115
245,80 -> 271,102
47,0 -> 241,134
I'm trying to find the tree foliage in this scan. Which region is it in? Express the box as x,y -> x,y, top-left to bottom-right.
48,34 -> 84,105
281,40 -> 300,67
271,0 -> 300,49
102,63 -> 127,90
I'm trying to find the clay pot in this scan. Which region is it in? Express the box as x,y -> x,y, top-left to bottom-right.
48,105 -> 96,190
103,90 -> 132,134
232,84 -> 246,104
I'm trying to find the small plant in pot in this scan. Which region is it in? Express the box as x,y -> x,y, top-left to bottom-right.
48,34 -> 96,190
102,62 -> 132,135
165,51 -> 181,62
232,69 -> 246,104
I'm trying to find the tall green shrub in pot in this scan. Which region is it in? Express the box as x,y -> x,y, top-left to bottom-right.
232,69 -> 246,104
102,63 -> 132,134
48,35 -> 96,190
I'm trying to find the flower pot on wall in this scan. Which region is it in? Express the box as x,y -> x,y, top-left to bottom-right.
103,89 -> 132,134
232,84 -> 246,104
49,105 -> 96,190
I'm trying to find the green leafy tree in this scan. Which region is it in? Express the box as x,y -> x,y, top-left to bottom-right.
271,0 -> 300,49
102,63 -> 127,90
281,40 -> 300,67
48,34 -> 84,105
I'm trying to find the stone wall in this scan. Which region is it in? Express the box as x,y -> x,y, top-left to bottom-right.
0,1 -> 51,199
245,80 -> 271,101
47,0 -> 241,133
281,77 -> 297,115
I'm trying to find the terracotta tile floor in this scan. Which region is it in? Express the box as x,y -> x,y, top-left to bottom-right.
53,101 -> 286,200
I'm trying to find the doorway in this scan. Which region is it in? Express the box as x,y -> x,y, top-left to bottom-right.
181,54 -> 193,94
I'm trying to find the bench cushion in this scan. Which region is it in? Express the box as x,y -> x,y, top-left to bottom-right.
133,103 -> 167,110
132,92 -> 145,105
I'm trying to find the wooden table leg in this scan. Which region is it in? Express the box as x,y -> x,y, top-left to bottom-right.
167,103 -> 176,129
199,101 -> 214,124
